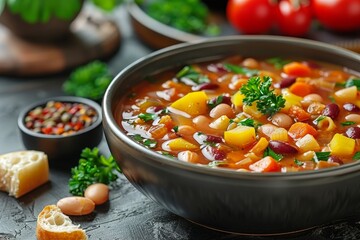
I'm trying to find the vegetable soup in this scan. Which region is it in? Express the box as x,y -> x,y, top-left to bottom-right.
115,56 -> 360,172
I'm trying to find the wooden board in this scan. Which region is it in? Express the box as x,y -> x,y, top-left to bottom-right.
0,11 -> 121,77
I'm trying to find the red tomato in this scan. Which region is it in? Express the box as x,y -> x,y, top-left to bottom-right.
276,0 -> 313,36
312,0 -> 360,32
226,0 -> 275,34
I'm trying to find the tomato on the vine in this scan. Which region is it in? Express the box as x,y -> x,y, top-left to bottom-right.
312,0 -> 360,32
226,0 -> 276,34
276,0 -> 312,36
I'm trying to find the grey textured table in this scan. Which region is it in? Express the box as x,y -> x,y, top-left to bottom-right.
1,6 -> 360,240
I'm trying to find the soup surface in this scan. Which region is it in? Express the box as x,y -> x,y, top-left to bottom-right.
116,56 -> 360,172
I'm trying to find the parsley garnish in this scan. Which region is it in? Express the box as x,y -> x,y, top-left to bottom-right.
266,57 -> 290,69
68,148 -> 121,196
138,113 -> 157,122
207,95 -> 224,109
208,161 -> 227,168
240,76 -> 285,116
341,121 -> 356,126
223,63 -> 259,77
158,151 -> 176,158
132,134 -> 157,148
294,159 -> 304,166
353,152 -> 360,160
345,78 -> 360,90
263,147 -> 283,162
176,66 -> 209,85
173,126 -> 179,133
238,118 -> 261,129
313,152 -> 331,162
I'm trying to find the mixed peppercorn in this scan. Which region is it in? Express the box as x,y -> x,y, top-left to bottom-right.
24,101 -> 98,136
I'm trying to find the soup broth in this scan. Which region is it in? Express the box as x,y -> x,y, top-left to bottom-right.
116,55 -> 360,172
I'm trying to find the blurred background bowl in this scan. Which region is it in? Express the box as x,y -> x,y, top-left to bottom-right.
18,96 -> 103,169
103,36 -> 360,235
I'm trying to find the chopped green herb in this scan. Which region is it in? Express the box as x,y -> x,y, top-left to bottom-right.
240,76 -> 285,116
353,152 -> 360,160
313,115 -> 326,124
145,0 -> 219,36
335,82 -> 346,88
176,66 -> 209,85
328,96 -> 336,103
341,121 -> 356,126
314,152 -> 331,162
143,139 -> 157,148
63,61 -> 113,101
263,147 -> 283,162
138,113 -> 157,122
238,118 -> 261,129
207,95 -> 224,109
266,57 -> 291,69
132,134 -> 157,148
208,161 -> 227,168
173,126 -> 179,133
294,159 -> 304,166
223,63 -> 259,77
68,147 -> 121,196
158,151 -> 176,158
345,78 -> 360,90
161,108 -> 169,114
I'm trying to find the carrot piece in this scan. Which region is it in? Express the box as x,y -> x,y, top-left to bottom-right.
288,122 -> 318,139
283,62 -> 311,77
289,82 -> 314,97
288,105 -> 311,122
249,156 -> 280,172
148,125 -> 168,139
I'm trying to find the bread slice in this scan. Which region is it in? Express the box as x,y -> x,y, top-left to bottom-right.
36,205 -> 88,240
0,150 -> 49,198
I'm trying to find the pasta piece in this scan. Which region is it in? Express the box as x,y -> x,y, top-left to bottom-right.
316,116 -> 336,131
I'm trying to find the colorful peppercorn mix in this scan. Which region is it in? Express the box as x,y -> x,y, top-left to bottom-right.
25,101 -> 98,136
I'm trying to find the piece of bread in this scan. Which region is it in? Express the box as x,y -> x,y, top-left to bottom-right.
36,205 -> 88,240
0,150 -> 49,198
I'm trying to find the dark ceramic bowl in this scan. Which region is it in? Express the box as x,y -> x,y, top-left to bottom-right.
103,36 -> 360,235
18,96 -> 103,168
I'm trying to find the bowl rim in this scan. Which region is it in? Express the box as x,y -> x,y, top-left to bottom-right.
18,96 -> 102,139
103,35 -> 360,180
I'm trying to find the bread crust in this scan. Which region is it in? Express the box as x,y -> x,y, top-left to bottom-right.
36,205 -> 88,240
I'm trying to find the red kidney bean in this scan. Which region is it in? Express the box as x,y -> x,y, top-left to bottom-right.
343,103 -> 360,112
193,83 -> 220,91
322,103 -> 340,119
201,146 -> 226,161
269,140 -> 298,154
275,76 -> 296,88
328,156 -> 344,165
206,135 -> 223,143
345,127 -> 360,139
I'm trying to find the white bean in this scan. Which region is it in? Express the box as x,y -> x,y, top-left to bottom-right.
270,113 -> 293,129
209,104 -> 234,119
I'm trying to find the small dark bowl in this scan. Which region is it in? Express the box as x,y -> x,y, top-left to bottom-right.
103,36 -> 360,235
18,96 -> 103,168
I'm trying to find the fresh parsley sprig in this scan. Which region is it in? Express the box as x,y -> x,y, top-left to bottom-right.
69,148 -> 121,196
240,76 -> 285,116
